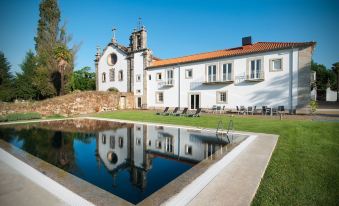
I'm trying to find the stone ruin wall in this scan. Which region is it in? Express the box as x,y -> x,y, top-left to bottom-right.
0,91 -> 134,117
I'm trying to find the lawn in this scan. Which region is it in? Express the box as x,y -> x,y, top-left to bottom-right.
94,110 -> 339,206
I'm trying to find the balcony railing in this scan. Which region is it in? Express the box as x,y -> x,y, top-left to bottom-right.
158,78 -> 174,87
246,71 -> 265,81
203,74 -> 234,85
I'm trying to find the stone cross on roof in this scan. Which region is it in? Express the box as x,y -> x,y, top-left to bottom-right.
112,27 -> 117,43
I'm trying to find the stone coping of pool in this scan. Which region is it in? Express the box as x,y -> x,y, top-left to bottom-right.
0,117 -> 278,205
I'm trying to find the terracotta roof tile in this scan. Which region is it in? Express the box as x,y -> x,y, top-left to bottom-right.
148,41 -> 316,68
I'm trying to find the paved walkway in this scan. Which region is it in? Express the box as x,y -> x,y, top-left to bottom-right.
0,160 -> 65,206
188,133 -> 278,206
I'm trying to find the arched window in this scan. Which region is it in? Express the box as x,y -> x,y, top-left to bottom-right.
107,53 -> 117,66
102,72 -> 106,83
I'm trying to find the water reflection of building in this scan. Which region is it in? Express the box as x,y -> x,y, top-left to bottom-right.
96,124 -> 233,190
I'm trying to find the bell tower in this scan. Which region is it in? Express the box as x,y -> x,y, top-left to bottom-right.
129,18 -> 147,52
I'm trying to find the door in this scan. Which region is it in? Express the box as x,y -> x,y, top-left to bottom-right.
137,97 -> 142,108
189,94 -> 200,109
119,96 -> 126,109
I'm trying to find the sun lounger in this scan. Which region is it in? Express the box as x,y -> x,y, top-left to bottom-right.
187,108 -> 201,117
175,108 -> 188,116
165,107 -> 179,116
156,107 -> 169,115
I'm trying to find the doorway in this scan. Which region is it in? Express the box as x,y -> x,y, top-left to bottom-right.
137,97 -> 142,108
189,94 -> 200,109
119,96 -> 126,109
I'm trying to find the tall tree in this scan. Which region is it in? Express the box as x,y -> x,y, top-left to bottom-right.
0,51 -> 14,101
331,62 -> 339,102
53,43 -> 73,95
15,50 -> 38,99
34,0 -> 60,68
33,0 -> 76,97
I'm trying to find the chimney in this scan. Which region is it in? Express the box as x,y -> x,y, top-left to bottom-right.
242,36 -> 252,46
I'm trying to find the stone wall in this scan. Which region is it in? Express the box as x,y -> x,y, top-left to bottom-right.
297,46 -> 313,114
0,91 -> 134,117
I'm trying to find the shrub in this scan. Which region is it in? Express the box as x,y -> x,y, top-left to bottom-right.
0,112 -> 41,122
107,87 -> 119,92
310,100 -> 318,114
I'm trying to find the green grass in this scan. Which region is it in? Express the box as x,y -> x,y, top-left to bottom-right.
0,112 -> 41,122
45,114 -> 65,119
94,110 -> 339,206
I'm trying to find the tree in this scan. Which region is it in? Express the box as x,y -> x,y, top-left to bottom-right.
34,0 -> 60,68
70,67 -> 96,91
331,62 -> 339,102
53,43 -> 73,95
0,51 -> 14,101
32,66 -> 56,99
34,1 -> 78,97
311,61 -> 336,100
15,50 -> 39,100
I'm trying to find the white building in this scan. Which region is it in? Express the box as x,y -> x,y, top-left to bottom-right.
96,25 -> 316,113
96,123 -> 230,189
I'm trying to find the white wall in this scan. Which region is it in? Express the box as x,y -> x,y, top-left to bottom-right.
147,49 -> 298,110
133,52 -> 144,96
326,87 -> 338,101
98,128 -> 129,171
98,46 -> 128,92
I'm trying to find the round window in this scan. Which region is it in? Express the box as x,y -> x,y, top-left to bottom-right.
107,151 -> 118,164
107,53 -> 117,66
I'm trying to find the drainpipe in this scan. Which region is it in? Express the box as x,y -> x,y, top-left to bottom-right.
289,50 -> 293,114
177,64 -> 181,109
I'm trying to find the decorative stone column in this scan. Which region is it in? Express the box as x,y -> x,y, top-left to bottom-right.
95,46 -> 101,91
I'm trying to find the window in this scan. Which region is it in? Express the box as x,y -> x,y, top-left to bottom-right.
118,137 -> 123,148
102,134 -> 106,144
165,137 -> 173,153
185,145 -> 192,155
148,140 -> 152,146
136,74 -> 141,82
149,74 -> 151,80
156,92 -> 164,103
185,69 -> 193,78
222,63 -> 232,81
156,73 -> 162,81
207,65 -> 217,82
136,138 -> 141,145
136,89 -> 141,93
102,72 -> 106,83
217,91 -> 227,103
118,70 -> 123,81
270,58 -> 282,71
110,136 -> 115,149
156,140 -> 162,149
107,53 -> 117,66
249,59 -> 262,79
166,69 -> 174,84
109,69 -> 115,81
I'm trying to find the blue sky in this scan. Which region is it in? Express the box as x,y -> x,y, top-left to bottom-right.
0,0 -> 338,73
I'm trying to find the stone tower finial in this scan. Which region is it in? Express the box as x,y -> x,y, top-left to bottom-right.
96,46 -> 101,56
112,27 -> 117,43
137,17 -> 142,30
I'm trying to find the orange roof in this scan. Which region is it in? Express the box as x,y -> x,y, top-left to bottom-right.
148,41 -> 316,68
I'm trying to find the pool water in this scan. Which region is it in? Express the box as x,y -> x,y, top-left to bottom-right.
0,119 -> 244,204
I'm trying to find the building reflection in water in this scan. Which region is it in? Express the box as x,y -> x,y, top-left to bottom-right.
96,124 -> 242,191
